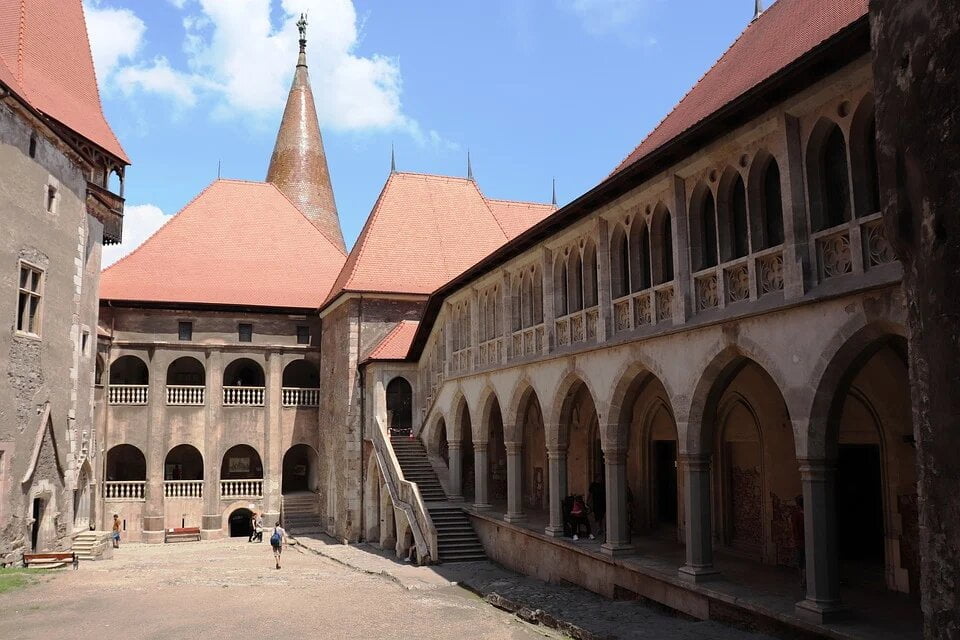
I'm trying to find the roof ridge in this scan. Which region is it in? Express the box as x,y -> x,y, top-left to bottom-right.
392,170 -> 473,183
478,191 -> 511,241
16,0 -> 25,81
265,181 -> 348,258
484,197 -> 553,207
102,180 -> 218,274
368,319 -> 417,359
609,2 -> 774,176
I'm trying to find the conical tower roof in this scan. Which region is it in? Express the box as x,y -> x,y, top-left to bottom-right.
266,15 -> 345,251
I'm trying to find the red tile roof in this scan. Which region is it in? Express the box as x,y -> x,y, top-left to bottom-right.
100,179 -> 347,309
0,0 -> 128,162
324,172 -> 552,305
611,0 -> 867,175
365,320 -> 419,362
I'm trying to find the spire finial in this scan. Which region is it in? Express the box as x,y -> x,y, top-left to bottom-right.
390,143 -> 396,173
467,150 -> 474,181
551,178 -> 557,206
753,0 -> 763,20
297,13 -> 308,61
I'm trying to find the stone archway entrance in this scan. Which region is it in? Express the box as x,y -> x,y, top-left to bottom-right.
282,444 -> 319,494
228,508 -> 253,538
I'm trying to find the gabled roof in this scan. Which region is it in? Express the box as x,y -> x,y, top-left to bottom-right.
612,0 -> 867,175
323,172 -> 553,306
100,179 -> 347,309
0,0 -> 128,162
364,320 -> 419,363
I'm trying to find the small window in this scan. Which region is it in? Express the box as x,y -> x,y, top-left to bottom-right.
16,263 -> 43,336
238,323 -> 253,343
296,326 -> 310,345
178,321 -> 193,341
46,185 -> 57,213
81,330 -> 90,356
29,134 -> 37,158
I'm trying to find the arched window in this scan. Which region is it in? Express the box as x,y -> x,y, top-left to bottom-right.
223,358 -> 264,387
531,266 -> 543,325
109,355 -> 148,385
567,251 -> 583,313
166,356 -> 205,386
651,205 -> 674,284
511,277 -> 522,332
106,444 -> 146,481
691,185 -> 718,270
282,360 -> 319,388
582,240 -> 598,307
718,169 -> 750,261
522,273 -> 534,328
610,225 -> 630,298
631,221 -> 652,291
850,95 -> 881,218
386,376 -> 413,435
221,444 -> 263,479
807,119 -> 851,231
750,153 -> 784,249
164,444 -> 203,480
554,255 -> 568,317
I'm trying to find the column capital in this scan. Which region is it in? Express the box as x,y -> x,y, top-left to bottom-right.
473,440 -> 489,452
601,447 -> 627,463
447,440 -> 463,452
797,458 -> 837,478
546,445 -> 567,459
505,442 -> 522,456
679,452 -> 711,469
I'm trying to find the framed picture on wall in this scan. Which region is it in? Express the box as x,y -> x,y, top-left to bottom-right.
229,457 -> 250,474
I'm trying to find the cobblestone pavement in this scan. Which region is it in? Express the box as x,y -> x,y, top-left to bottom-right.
292,535 -> 777,640
0,539 -> 560,640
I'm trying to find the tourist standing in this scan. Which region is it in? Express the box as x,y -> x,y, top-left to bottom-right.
270,522 -> 287,569
111,514 -> 121,548
254,513 -> 264,543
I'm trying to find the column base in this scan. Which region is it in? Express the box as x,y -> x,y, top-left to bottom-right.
601,542 -> 633,557
471,503 -> 491,511
678,564 -> 720,583
201,514 -> 222,531
200,528 -> 224,541
503,512 -> 526,524
544,525 -> 565,538
794,598 -> 846,624
142,530 -> 165,544
261,511 -> 280,526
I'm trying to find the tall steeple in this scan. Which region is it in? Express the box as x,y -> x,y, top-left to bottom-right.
266,13 -> 346,252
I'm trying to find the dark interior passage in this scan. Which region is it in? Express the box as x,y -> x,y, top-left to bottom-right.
229,508 -> 253,538
837,444 -> 884,566
654,440 -> 678,525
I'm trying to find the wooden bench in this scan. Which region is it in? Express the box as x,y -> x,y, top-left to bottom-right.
164,527 -> 201,543
23,552 -> 78,570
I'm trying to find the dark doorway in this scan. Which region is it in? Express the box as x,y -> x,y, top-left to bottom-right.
654,440 -> 678,525
837,444 -> 884,566
282,444 -> 316,494
228,508 -> 253,538
31,498 -> 44,551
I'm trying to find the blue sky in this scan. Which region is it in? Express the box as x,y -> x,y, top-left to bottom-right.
84,0 -> 767,264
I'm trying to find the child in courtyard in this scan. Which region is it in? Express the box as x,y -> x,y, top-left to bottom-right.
112,514 -> 121,548
270,521 -> 287,569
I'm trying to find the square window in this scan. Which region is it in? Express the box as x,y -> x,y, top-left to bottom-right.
178,321 -> 193,341
16,263 -> 43,336
238,323 -> 253,343
296,325 -> 310,345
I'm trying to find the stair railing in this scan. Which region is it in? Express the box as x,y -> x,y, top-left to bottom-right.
372,418 -> 437,563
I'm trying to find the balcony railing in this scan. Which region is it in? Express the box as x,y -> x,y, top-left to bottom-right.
451,348 -> 472,374
282,387 -> 320,407
613,282 -> 675,333
477,337 -> 502,367
511,323 -> 544,359
104,481 -> 145,501
813,212 -> 896,282
221,479 -> 263,499
108,385 -> 148,405
166,385 -> 205,406
223,386 -> 264,406
555,306 -> 599,347
86,181 -> 124,245
164,480 -> 203,498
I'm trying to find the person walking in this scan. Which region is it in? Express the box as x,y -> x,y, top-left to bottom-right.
254,513 -> 264,543
111,514 -> 121,548
248,512 -> 258,543
270,522 -> 287,569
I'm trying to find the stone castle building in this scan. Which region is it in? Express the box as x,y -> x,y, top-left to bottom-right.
7,0 -> 924,635
0,0 -> 129,563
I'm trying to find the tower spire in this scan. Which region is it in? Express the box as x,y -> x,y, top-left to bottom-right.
467,150 -> 474,181
753,0 -> 763,20
390,144 -> 396,173
266,14 -> 346,252
551,178 -> 557,207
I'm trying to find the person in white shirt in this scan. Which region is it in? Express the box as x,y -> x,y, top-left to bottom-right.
269,522 -> 287,569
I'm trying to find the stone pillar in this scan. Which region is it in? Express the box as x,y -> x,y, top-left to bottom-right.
142,349 -> 165,543
795,459 -> 844,622
601,448 -> 632,555
670,175 -> 693,322
262,351 -> 282,526
541,247 -> 556,351
201,349 -> 223,539
447,441 -> 463,501
473,442 -> 491,510
596,217 -> 614,340
678,453 -> 719,582
782,114 -> 812,297
545,446 -> 568,537
504,442 -> 525,523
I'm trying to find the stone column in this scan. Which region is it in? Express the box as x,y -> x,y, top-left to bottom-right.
473,442 -> 491,510
670,175 -> 693,322
601,447 -> 632,555
142,349 -> 165,543
596,217 -> 614,340
201,349 -> 223,539
678,453 -> 719,582
795,459 -> 844,622
545,446 -> 567,537
503,442 -> 525,523
447,441 -> 463,501
262,350 -> 282,526
541,247 -> 556,351
782,114 -> 812,297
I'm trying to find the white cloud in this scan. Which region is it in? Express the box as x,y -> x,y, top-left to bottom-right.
101,204 -> 171,268
83,1 -> 146,80
114,57 -> 199,107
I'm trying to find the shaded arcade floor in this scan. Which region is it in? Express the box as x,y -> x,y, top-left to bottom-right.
472,501 -> 921,640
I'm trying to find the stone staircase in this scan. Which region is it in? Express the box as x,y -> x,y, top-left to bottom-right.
391,436 -> 485,563
282,492 -> 323,534
72,530 -> 113,561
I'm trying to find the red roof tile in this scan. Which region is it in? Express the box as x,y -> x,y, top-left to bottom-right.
100,180 -> 347,309
366,320 -> 419,362
324,172 -> 551,304
611,0 -> 867,175
0,0 -> 128,161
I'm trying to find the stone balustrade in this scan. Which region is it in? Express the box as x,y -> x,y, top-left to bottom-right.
108,385 -> 149,405
166,385 -> 205,406
511,324 -> 544,359
104,481 -> 145,501
220,479 -> 263,498
555,306 -> 599,347
282,387 -> 320,407
164,480 -> 203,498
222,386 -> 264,406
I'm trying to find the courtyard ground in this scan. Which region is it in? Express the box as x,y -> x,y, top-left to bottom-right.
0,537 -> 775,640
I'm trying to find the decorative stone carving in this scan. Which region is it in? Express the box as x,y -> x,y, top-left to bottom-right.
757,251 -> 784,295
655,285 -> 674,322
725,262 -> 750,303
695,272 -> 719,311
634,292 -> 652,326
613,299 -> 631,332
556,317 -> 570,346
585,308 -> 598,340
863,218 -> 896,267
571,314 -> 584,343
817,229 -> 852,279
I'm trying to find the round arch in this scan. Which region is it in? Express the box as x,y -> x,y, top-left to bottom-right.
166,356 -> 205,385
282,443 -> 319,494
227,507 -> 254,538
223,358 -> 264,387
282,360 -> 319,388
164,444 -> 203,480
386,376 -> 413,436
220,444 -> 263,479
109,355 -> 148,385
105,444 -> 146,481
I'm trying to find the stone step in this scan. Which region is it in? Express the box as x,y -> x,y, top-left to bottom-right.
438,553 -> 486,563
